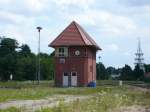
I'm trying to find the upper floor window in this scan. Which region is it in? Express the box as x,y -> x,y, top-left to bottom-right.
59,47 -> 65,56
55,47 -> 68,57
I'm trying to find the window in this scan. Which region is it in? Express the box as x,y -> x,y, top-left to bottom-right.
64,72 -> 68,76
72,72 -> 77,76
59,47 -> 65,56
59,58 -> 65,64
55,47 -> 68,57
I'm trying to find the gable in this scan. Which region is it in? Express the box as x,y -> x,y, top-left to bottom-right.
49,21 -> 101,50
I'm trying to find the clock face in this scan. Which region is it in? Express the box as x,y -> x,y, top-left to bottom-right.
75,50 -> 80,56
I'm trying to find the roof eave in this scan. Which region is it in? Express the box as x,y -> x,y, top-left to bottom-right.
49,44 -> 102,50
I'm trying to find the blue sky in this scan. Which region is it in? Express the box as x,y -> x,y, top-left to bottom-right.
0,0 -> 150,68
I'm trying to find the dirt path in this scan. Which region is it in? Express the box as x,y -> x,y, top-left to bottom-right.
128,85 -> 150,93
0,95 -> 90,112
119,105 -> 150,112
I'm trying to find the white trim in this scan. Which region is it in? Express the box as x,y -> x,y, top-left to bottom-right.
63,72 -> 69,87
71,72 -> 77,86
55,47 -> 68,57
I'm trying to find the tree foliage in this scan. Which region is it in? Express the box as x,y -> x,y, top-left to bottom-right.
96,62 -> 109,80
133,65 -> 144,81
40,53 -> 54,80
19,44 -> 31,56
0,37 -> 54,81
106,66 -> 116,75
120,64 -> 133,80
0,37 -> 18,80
144,64 -> 150,73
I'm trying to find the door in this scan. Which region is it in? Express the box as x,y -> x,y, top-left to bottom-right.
63,72 -> 69,87
71,72 -> 77,86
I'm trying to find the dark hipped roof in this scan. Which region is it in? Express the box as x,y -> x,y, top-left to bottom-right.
49,21 -> 101,50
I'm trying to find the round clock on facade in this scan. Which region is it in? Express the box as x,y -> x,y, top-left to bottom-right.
75,50 -> 80,56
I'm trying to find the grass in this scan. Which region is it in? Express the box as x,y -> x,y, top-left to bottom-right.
0,87 -> 112,102
0,107 -> 22,112
36,86 -> 150,112
96,80 -> 145,86
0,80 -> 149,112
0,81 -> 54,88
0,80 -> 148,103
0,81 -> 112,102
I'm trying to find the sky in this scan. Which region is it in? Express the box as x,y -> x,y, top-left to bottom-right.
0,0 -> 150,68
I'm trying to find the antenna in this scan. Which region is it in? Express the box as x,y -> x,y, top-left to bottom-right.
134,37 -> 145,71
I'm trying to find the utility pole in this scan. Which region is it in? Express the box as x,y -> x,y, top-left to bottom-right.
36,26 -> 42,84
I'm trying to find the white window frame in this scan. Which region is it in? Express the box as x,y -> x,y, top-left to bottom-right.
59,47 -> 65,57
55,47 -> 68,57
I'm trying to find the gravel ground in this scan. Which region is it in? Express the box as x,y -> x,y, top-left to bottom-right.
0,95 -> 90,112
0,86 -> 149,112
119,105 -> 150,112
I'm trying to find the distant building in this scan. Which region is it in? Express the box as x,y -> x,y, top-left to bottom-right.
111,73 -> 121,80
145,72 -> 150,78
49,21 -> 101,87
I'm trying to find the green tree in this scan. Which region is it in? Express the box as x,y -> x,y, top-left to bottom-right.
144,64 -> 150,73
133,65 -> 144,81
0,37 -> 18,80
19,44 -> 31,56
0,37 -> 18,56
96,62 -> 108,80
15,44 -> 36,80
144,64 -> 150,83
0,37 -> 54,81
40,53 -> 54,80
106,66 -> 116,75
120,64 -> 133,80
15,55 -> 36,80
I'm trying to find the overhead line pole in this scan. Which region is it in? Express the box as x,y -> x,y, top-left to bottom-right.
36,26 -> 42,85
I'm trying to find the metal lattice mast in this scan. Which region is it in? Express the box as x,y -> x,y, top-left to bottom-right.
134,38 -> 144,70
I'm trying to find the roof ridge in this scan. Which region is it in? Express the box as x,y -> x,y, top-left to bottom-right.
49,22 -> 73,46
74,21 -> 100,49
73,21 -> 87,45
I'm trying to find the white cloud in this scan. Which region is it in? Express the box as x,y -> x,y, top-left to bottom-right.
137,27 -> 150,38
67,13 -> 95,26
64,9 -> 137,37
0,10 -> 28,25
54,0 -> 95,9
0,25 -> 25,43
105,44 -> 119,52
123,52 -> 132,56
0,0 -> 50,17
23,0 -> 48,12
0,0 -> 13,4
0,0 -> 150,67
121,0 -> 150,7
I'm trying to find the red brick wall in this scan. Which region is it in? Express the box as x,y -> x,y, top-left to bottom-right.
54,46 -> 96,86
